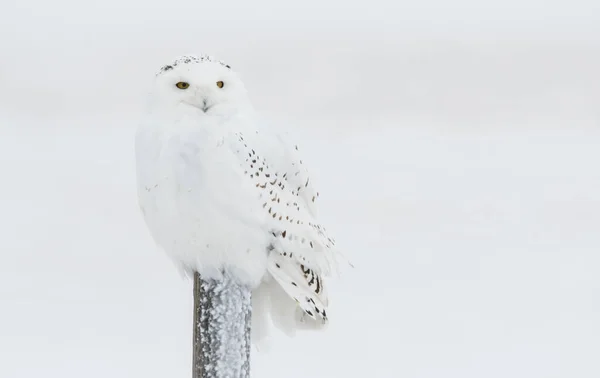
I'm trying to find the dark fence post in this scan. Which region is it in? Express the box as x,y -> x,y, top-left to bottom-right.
193,272 -> 252,378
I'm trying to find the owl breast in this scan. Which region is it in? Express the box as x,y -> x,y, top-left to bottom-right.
135,126 -> 271,286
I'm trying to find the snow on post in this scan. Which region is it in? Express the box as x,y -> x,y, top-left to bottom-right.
193,272 -> 252,378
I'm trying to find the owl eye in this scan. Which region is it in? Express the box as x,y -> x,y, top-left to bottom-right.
216,81 -> 224,88
175,82 -> 190,89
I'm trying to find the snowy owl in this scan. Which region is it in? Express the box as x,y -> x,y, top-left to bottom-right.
135,55 -> 341,342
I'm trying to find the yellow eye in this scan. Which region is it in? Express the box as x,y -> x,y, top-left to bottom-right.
175,82 -> 190,89
216,81 -> 224,88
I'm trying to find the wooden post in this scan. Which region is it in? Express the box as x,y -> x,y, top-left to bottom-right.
193,272 -> 252,378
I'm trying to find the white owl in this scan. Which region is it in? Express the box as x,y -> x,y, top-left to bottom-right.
135,55 -> 341,342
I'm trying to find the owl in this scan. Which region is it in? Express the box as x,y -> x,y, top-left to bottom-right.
135,55 -> 342,342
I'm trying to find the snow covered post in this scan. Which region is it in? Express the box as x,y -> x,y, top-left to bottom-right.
193,272 -> 252,378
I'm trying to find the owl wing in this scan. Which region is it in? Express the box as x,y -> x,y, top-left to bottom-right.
270,131 -> 321,217
228,125 -> 339,323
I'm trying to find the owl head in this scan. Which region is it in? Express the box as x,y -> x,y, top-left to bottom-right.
149,55 -> 252,117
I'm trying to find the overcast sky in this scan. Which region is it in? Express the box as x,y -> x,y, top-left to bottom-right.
3,0 -> 599,38
1,0 -> 598,122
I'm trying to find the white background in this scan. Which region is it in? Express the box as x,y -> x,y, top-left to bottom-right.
1,1 -> 599,377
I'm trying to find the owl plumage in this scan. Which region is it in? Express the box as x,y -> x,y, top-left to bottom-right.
135,55 -> 341,343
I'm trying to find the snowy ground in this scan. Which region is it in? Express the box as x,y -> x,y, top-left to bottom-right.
1,112 -> 599,377
1,2 -> 599,375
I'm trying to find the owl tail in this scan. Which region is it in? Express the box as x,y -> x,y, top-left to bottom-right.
251,253 -> 329,349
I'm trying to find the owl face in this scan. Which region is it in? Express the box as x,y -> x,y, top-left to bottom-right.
152,56 -> 250,117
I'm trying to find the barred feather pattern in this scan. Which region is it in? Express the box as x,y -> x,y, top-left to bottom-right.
231,129 -> 338,323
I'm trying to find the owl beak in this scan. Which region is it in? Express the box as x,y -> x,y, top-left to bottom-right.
187,100 -> 210,113
201,99 -> 210,113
